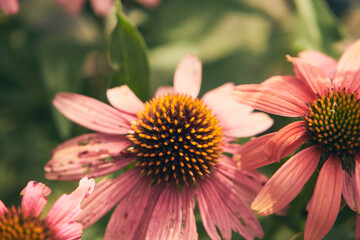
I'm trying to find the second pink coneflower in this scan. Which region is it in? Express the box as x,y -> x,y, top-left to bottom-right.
45,54 -> 273,239
233,39 -> 360,240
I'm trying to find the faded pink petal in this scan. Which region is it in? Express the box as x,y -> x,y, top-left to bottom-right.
304,155 -> 342,240
90,0 -> 113,16
104,175 -> 152,240
145,185 -> 182,239
78,169 -> 146,228
333,39 -> 360,92
299,50 -> 337,78
46,177 -> 95,239
223,112 -> 273,138
154,86 -> 174,97
53,92 -> 132,134
174,54 -> 202,98
288,56 -> 332,95
356,215 -> 360,240
55,0 -> 85,15
106,85 -> 143,117
0,201 -> 6,215
180,186 -> 198,239
0,0 -> 18,15
21,181 -> 51,218
264,121 -> 308,162
136,0 -> 161,7
252,146 -> 321,216
342,156 -> 360,213
198,172 -> 263,240
233,79 -> 309,117
45,133 -> 134,180
234,133 -> 276,170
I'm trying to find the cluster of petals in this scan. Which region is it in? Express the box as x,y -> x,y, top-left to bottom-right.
233,39 -> 360,239
0,177 -> 95,239
0,0 -> 18,15
45,54 -> 273,239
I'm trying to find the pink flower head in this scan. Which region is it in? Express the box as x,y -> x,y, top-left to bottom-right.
45,54 -> 273,239
0,0 -> 19,15
0,177 -> 95,239
55,0 -> 114,16
233,39 -> 360,239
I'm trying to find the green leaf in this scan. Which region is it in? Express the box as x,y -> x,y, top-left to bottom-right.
109,11 -> 150,101
293,0 -> 347,56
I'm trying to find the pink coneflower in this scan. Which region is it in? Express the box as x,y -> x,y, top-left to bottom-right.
0,177 -> 94,239
233,39 -> 360,239
0,0 -> 18,15
45,54 -> 273,239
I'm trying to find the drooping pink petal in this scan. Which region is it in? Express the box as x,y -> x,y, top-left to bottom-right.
179,186 -> 198,239
234,133 -> 276,170
55,0 -> 85,16
298,50 -> 337,78
0,201 -> 6,215
45,133 -> 134,180
154,86 -> 174,97
233,78 -> 310,117
135,0 -> 161,8
53,92 -> 132,134
173,54 -> 202,98
104,175 -> 152,240
287,56 -> 332,95
218,156 -> 268,203
78,169 -> 146,228
342,157 -> 360,213
304,155 -> 342,240
197,172 -> 263,240
106,85 -> 143,117
0,0 -> 19,15
252,146 -> 321,216
145,185 -> 183,240
264,121 -> 308,162
46,177 -> 95,239
223,112 -> 273,138
90,0 -> 113,16
333,39 -> 360,92
21,181 -> 51,218
356,215 -> 360,240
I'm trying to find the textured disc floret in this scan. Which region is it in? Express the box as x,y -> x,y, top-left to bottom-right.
0,206 -> 57,240
304,88 -> 360,173
128,94 -> 223,186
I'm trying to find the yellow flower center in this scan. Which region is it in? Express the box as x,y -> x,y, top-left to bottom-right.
0,206 -> 57,240
128,94 -> 223,186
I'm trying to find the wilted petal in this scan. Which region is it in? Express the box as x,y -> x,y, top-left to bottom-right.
252,146 -> 321,216
21,181 -> 51,218
298,50 -> 337,78
288,56 -> 332,95
333,39 -> 360,92
234,133 -> 276,170
174,54 -> 202,98
45,133 -> 134,180
53,92 -> 132,134
342,157 -> 360,213
46,177 -> 95,239
264,121 -> 308,162
304,155 -> 342,240
104,176 -> 152,240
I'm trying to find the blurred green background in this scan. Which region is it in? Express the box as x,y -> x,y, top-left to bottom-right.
0,0 -> 359,239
